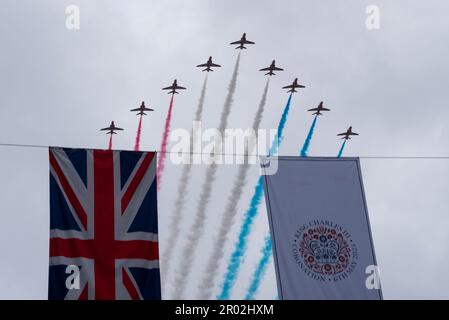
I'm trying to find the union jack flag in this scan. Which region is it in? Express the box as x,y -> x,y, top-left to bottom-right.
48,147 -> 160,300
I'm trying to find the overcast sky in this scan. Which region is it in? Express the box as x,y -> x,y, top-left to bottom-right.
0,0 -> 449,299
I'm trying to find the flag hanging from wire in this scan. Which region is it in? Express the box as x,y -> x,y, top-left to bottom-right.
261,156 -> 382,300
48,147 -> 160,300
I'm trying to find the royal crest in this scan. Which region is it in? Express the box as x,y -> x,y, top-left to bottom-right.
292,220 -> 358,281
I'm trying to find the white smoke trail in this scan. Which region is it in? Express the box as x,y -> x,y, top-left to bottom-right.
197,79 -> 270,299
162,75 -> 208,287
171,53 -> 241,299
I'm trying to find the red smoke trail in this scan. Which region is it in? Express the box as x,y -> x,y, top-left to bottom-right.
157,94 -> 174,190
108,135 -> 113,150
134,115 -> 143,151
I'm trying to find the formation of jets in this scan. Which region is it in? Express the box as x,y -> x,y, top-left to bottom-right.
338,127 -> 359,140
308,102 -> 330,116
100,121 -> 123,135
130,101 -> 154,116
101,33 -> 360,143
162,79 -> 186,94
197,56 -> 221,72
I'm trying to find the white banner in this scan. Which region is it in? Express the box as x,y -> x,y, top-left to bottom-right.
262,157 -> 382,300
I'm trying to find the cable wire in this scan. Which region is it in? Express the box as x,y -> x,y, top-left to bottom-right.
0,142 -> 449,159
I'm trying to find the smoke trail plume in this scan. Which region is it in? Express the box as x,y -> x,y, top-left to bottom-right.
157,94 -> 175,191
218,93 -> 293,300
245,117 -> 335,297
162,75 -> 208,284
300,115 -> 318,157
337,140 -> 347,157
172,53 -> 241,299
134,115 -> 143,151
108,135 -> 112,150
269,94 -> 292,155
245,235 -> 272,300
242,111 -> 321,298
198,79 -> 270,299
241,136 -> 348,300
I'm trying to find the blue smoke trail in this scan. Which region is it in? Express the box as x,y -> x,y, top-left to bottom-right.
245,235 -> 272,300
300,115 -> 318,157
218,93 -> 293,300
245,127 -> 348,298
337,140 -> 347,157
245,116 -> 319,298
269,93 -> 292,156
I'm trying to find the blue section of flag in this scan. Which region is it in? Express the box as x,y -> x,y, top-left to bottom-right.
129,267 -> 161,300
63,148 -> 87,187
50,174 -> 81,231
48,265 -> 76,300
120,151 -> 143,189
128,180 -> 158,234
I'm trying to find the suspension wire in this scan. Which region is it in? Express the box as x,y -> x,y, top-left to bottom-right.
0,141 -> 449,159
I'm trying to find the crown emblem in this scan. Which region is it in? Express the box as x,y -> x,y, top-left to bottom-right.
309,235 -> 340,264
296,224 -> 353,276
